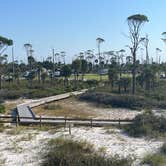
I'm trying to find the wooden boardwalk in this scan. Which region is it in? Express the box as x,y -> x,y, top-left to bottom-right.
7,89 -> 133,127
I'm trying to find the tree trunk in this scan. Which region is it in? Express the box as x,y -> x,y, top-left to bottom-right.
38,71 -> 41,84
132,52 -> 136,95
0,75 -> 1,89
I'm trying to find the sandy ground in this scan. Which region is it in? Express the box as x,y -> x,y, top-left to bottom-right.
0,126 -> 163,166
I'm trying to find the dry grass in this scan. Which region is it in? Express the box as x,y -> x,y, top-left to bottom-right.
33,97 -> 139,120
33,98 -> 97,118
3,99 -> 25,114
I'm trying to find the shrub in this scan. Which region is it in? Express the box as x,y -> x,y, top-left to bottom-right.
142,154 -> 166,166
42,137 -> 132,166
0,104 -> 5,113
80,91 -> 166,109
141,142 -> 166,165
161,143 -> 166,155
80,92 -> 153,109
85,80 -> 99,87
125,110 -> 166,137
0,89 -> 21,100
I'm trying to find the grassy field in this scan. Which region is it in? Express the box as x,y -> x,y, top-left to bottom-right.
69,73 -> 108,81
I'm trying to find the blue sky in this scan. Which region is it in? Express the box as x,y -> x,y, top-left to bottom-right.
1,0 -> 166,63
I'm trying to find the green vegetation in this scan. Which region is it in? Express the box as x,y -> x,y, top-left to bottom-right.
142,143 -> 166,166
0,79 -> 97,100
125,110 -> 166,137
42,137 -> 132,166
0,104 -> 5,113
80,91 -> 166,109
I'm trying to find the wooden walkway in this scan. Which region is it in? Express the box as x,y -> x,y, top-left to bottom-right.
7,89 -> 133,127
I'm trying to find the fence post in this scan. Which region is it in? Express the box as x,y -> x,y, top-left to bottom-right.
16,115 -> 19,127
69,124 -> 71,135
91,118 -> 93,128
40,115 -> 42,128
16,115 -> 18,127
65,116 -> 67,129
119,118 -> 121,128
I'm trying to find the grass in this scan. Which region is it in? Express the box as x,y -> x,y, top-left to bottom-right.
142,143 -> 166,166
42,137 -> 132,166
33,98 -> 96,118
5,126 -> 28,135
69,73 -> 108,81
0,104 -> 5,113
43,104 -> 62,110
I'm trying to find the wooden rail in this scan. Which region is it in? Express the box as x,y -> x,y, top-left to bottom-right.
0,115 -> 133,127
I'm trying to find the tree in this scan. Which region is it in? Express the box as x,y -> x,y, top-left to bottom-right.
108,62 -> 118,89
141,34 -> 149,64
28,55 -> 35,70
0,36 -> 13,55
127,14 -> 149,94
41,71 -> 47,84
96,37 -> 105,81
72,59 -> 81,87
0,36 -> 13,89
25,70 -> 35,87
80,59 -> 87,81
61,65 -> 71,87
61,51 -> 66,64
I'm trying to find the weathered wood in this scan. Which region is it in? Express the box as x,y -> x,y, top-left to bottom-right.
40,115 -> 42,128
91,118 -> 93,128
69,124 -> 71,135
0,115 -> 133,127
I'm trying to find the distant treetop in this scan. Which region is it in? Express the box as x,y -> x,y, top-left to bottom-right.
127,14 -> 149,22
0,36 -> 13,46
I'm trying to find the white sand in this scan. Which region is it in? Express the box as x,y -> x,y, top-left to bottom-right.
0,127 -> 163,166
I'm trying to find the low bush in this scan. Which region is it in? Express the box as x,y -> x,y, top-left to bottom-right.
161,143 -> 166,155
125,110 -> 166,137
0,104 -> 5,114
80,91 -> 166,109
0,89 -> 21,100
42,137 -> 132,166
80,92 -> 154,109
142,153 -> 166,166
142,143 -> 166,165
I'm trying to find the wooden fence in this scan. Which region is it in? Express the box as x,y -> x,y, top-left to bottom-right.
0,115 -> 133,128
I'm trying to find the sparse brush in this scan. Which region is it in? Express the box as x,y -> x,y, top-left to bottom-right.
43,104 -> 62,110
42,137 -> 132,166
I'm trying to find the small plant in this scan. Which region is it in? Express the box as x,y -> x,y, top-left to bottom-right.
142,153 -> 166,166
161,143 -> 166,155
0,104 -> 5,113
